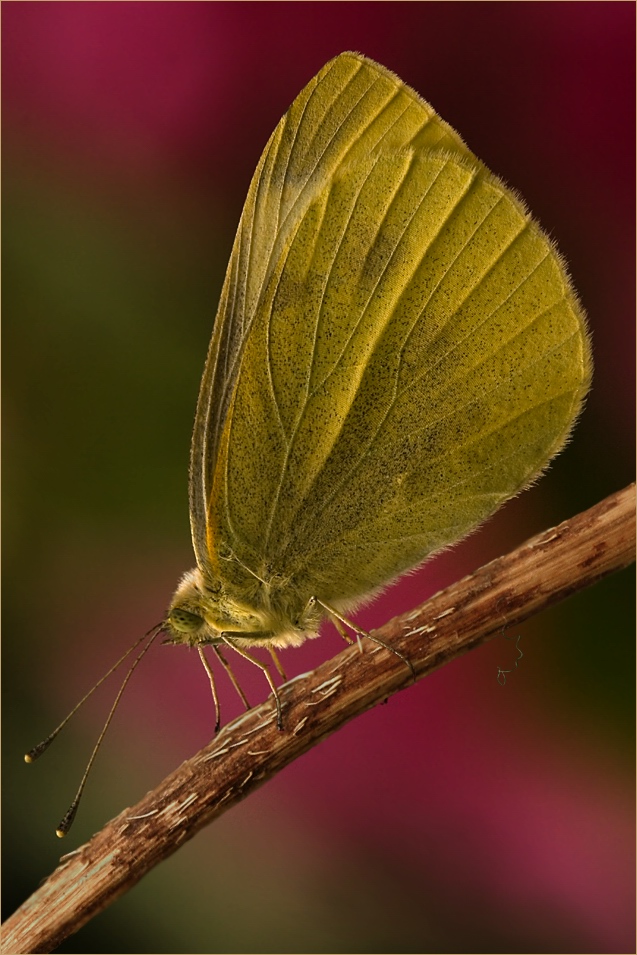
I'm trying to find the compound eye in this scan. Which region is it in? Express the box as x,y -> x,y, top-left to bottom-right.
169,607 -> 204,633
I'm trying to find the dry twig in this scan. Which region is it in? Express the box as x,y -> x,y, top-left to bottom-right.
2,484 -> 634,955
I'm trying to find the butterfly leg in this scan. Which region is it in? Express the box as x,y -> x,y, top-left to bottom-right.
312,597 -> 416,682
212,645 -> 251,710
268,646 -> 287,681
221,637 -> 284,730
197,646 -> 221,735
331,615 -> 363,654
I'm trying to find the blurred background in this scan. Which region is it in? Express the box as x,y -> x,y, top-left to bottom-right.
3,3 -> 634,953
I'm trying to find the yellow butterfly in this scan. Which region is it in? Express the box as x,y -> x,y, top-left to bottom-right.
165,51 -> 591,723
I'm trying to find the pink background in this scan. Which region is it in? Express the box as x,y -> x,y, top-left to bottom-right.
4,4 -> 634,953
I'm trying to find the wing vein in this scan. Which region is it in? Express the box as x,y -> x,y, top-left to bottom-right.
310,156 -> 469,401
398,278 -> 568,421
405,325 -> 580,452
306,149 -> 418,399
303,172 -> 492,517
261,152 -> 387,549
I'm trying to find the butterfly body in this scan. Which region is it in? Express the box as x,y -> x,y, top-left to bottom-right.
167,566 -> 323,649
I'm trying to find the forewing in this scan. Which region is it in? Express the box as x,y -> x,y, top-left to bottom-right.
190,52 -> 474,571
210,147 -> 590,603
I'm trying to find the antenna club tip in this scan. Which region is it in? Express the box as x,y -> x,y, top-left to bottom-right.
55,829 -> 66,839
24,753 -> 33,763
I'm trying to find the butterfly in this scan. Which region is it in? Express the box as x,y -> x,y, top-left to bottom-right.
164,51 -> 591,726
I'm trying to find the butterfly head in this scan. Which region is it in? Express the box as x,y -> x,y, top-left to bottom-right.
165,567 -> 286,647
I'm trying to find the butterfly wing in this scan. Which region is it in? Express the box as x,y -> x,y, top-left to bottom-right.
194,53 -> 591,609
189,51 -> 473,572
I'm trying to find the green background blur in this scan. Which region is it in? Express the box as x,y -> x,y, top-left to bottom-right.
3,3 -> 634,953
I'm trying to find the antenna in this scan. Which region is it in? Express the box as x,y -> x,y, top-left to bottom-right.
25,623 -> 163,836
